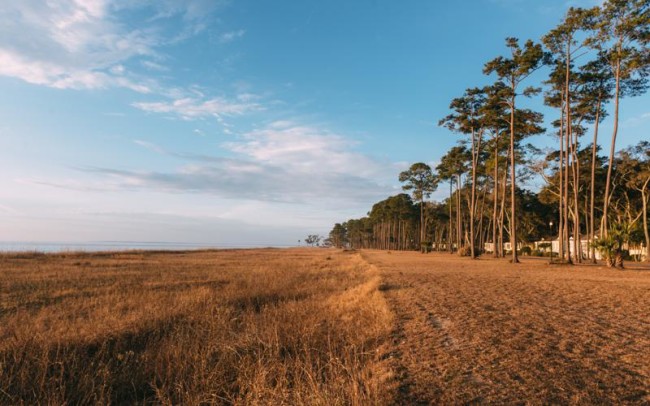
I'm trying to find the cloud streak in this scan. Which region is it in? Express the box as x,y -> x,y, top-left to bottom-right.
38,122 -> 397,204
0,1 -> 222,91
219,29 -> 246,43
77,164 -> 389,203
132,96 -> 262,119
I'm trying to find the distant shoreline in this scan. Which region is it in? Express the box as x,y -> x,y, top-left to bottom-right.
0,241 -> 301,253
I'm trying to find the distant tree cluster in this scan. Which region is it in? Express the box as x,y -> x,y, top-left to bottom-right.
304,234 -> 323,247
330,0 -> 649,267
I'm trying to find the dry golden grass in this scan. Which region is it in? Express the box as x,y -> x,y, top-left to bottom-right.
0,248 -> 394,405
4,248 -> 649,404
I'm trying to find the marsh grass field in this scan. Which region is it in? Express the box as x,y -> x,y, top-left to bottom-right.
1,248 -> 649,404
0,249 -> 394,405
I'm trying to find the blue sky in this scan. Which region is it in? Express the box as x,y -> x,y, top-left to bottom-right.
0,0 -> 648,246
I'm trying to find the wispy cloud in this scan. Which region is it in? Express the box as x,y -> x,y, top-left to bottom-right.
622,111 -> 650,128
75,162 -> 390,203
132,96 -> 262,119
225,121 -> 384,177
219,29 -> 246,43
40,121 -> 396,204
0,1 -> 222,91
133,139 -> 167,155
140,60 -> 168,72
0,48 -> 152,92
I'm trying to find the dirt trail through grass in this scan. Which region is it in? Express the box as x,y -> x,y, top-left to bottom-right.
363,250 -> 650,404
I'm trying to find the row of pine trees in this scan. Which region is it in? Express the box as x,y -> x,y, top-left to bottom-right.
329,0 -> 649,266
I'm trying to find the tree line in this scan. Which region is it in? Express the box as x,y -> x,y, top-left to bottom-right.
329,0 -> 649,267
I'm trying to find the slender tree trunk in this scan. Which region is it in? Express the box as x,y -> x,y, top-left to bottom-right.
386,220 -> 393,251
563,108 -> 572,264
487,216 -> 494,255
584,192 -> 589,259
403,220 -> 411,251
449,180 -> 453,253
509,92 -> 519,263
642,180 -> 650,262
395,220 -> 398,250
394,220 -> 397,251
395,218 -> 403,251
388,222 -> 390,250
559,96 -> 565,261
376,223 -> 384,250
493,134 -> 499,258
603,55 -> 621,238
372,224 -> 376,249
477,185 -> 487,253
499,150 -> 509,257
571,122 -> 581,263
590,96 -> 601,263
377,222 -> 384,250
420,199 -> 425,251
376,224 -> 380,249
470,128 -> 477,259
394,221 -> 397,250
564,41 -> 575,264
457,174 -> 462,252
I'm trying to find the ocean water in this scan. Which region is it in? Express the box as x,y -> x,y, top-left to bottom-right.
0,241 -> 297,253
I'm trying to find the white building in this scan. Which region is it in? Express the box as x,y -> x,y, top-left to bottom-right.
485,239 -> 646,261
535,237 -> 601,260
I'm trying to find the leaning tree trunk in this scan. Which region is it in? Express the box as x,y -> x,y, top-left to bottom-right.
590,95 -> 601,263
571,122 -> 582,263
477,186 -> 487,255
470,128 -> 477,259
449,180 -> 453,253
559,94 -> 565,262
602,56 -> 621,238
565,41 -> 576,264
564,116 -> 572,264
493,133 -> 499,258
509,92 -> 519,263
642,181 -> 650,262
499,151 -> 509,258
457,174 -> 462,253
